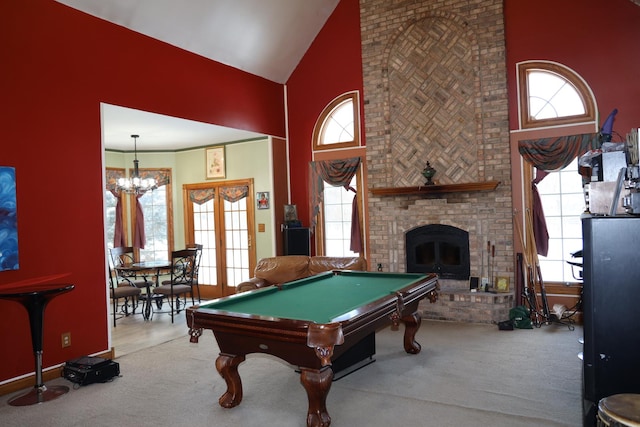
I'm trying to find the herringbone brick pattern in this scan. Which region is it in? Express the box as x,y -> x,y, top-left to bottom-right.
388,17 -> 478,187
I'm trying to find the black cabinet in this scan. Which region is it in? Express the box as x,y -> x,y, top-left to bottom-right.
283,227 -> 310,256
581,216 -> 640,426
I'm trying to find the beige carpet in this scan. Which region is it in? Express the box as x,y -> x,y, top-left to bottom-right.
0,320 -> 583,426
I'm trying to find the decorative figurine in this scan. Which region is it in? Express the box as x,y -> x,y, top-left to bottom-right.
422,161 -> 436,185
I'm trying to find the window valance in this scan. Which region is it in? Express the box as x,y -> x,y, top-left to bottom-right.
189,189 -> 216,205
518,133 -> 600,171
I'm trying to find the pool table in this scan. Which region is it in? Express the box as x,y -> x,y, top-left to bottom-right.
186,270 -> 438,427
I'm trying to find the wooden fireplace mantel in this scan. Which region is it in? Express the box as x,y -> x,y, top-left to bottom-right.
369,180 -> 500,196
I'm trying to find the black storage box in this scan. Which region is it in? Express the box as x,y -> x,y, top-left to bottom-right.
63,356 -> 120,386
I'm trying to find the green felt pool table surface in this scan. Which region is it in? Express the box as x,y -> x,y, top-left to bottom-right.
197,270 -> 431,324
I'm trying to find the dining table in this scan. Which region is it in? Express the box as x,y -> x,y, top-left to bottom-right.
115,260 -> 171,320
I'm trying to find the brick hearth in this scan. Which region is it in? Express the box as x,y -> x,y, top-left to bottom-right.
419,279 -> 515,324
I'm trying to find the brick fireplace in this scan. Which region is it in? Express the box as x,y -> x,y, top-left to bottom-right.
361,0 -> 515,323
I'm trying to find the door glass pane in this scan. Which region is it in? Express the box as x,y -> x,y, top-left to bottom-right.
193,199 -> 216,286
105,191 -> 118,250
224,198 -> 250,288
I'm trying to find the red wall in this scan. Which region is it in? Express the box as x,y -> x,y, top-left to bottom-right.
505,0 -> 640,134
8,0 -> 631,387
286,0 -> 365,229
0,0 -> 284,383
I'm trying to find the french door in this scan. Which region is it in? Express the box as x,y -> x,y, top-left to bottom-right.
183,179 -> 256,298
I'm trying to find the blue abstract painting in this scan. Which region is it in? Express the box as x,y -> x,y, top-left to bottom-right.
0,167 -> 18,271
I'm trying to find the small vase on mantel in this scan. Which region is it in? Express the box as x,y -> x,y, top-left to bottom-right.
422,161 -> 437,185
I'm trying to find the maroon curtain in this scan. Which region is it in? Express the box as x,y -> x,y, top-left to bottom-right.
309,157 -> 362,253
133,195 -> 146,249
532,169 -> 549,257
128,169 -> 170,249
346,186 -> 362,253
109,189 -> 126,248
106,170 -> 126,248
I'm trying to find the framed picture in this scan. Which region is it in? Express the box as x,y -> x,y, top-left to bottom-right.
205,146 -> 225,179
257,192 -> 270,209
284,204 -> 298,222
494,276 -> 510,293
469,276 -> 479,290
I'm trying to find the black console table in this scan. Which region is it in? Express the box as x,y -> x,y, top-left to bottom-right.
0,283 -> 74,406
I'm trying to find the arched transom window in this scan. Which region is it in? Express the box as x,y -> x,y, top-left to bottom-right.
312,91 -> 360,150
518,61 -> 596,129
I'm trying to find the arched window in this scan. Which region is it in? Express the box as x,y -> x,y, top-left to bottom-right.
518,61 -> 596,129
311,91 -> 365,256
517,61 -> 596,283
312,91 -> 360,150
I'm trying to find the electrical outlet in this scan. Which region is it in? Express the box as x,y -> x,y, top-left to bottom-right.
61,332 -> 71,348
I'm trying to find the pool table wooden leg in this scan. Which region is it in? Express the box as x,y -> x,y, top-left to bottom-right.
300,366 -> 333,427
401,312 -> 422,354
215,353 -> 246,408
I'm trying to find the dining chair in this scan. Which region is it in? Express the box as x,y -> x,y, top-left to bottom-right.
108,264 -> 141,327
153,249 -> 197,323
186,243 -> 203,302
109,246 -> 149,289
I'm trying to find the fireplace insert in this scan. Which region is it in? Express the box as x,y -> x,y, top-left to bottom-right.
405,224 -> 470,280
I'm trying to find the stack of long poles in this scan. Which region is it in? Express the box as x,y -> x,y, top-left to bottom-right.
514,209 -> 573,330
513,210 -> 542,326
523,210 -> 551,323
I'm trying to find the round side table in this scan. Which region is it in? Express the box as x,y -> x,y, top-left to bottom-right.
598,394 -> 640,426
0,283 -> 74,406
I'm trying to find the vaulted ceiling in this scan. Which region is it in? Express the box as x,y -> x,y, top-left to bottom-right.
55,0 -> 340,150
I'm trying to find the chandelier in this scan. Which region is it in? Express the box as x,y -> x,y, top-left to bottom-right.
116,134 -> 157,194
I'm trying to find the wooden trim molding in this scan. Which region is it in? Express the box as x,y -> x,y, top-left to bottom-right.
370,180 -> 500,196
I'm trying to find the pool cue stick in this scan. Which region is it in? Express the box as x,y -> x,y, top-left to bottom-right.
513,211 -> 541,325
487,240 -> 491,290
491,244 -> 495,289
525,209 -> 552,322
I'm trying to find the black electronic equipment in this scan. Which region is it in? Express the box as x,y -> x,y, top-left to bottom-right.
581,216 -> 640,426
63,356 -> 120,386
283,227 -> 310,256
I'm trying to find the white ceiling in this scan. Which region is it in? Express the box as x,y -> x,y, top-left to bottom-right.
101,104 -> 267,151
56,0 -> 340,151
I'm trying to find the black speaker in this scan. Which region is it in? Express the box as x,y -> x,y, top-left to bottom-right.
284,227 -> 310,256
581,216 -> 640,426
